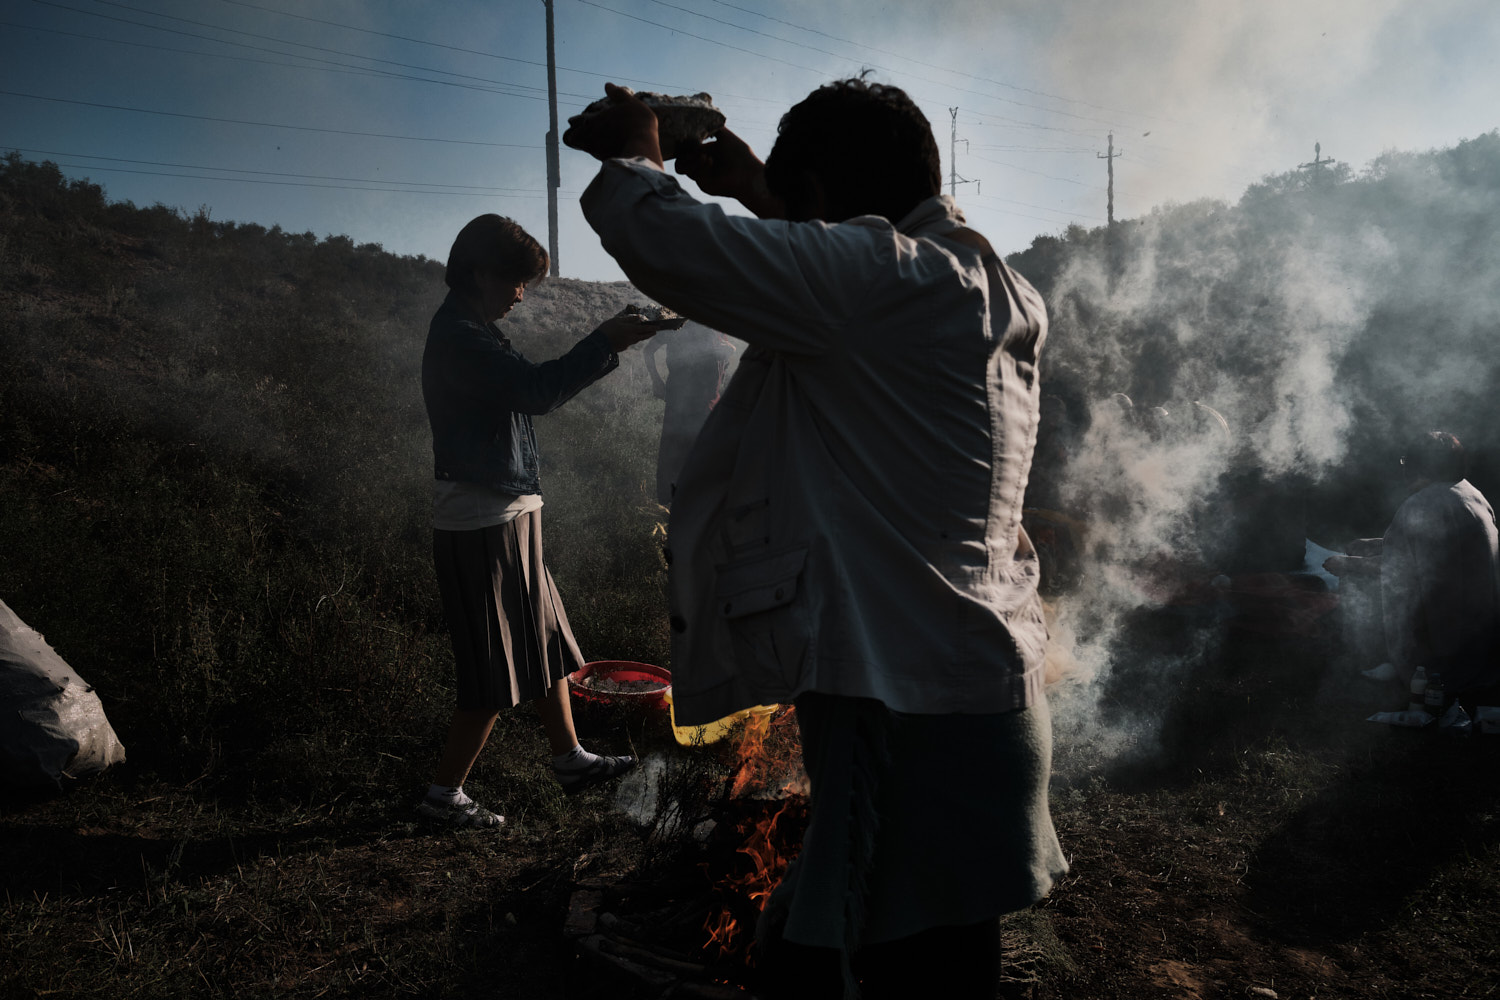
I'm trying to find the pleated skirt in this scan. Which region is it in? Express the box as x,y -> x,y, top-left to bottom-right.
432,510 -> 584,711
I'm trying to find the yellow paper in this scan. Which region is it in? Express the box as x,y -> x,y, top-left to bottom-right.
665,689 -> 778,746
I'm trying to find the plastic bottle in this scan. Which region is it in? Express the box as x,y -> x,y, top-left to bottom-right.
1408,666 -> 1428,713
1424,671 -> 1446,716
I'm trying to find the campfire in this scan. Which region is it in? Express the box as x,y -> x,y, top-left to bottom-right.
700,796 -> 800,959
566,706 -> 807,997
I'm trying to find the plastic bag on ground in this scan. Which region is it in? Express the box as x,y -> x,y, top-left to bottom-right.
0,598 -> 126,790
1366,709 -> 1434,728
1440,702 -> 1472,733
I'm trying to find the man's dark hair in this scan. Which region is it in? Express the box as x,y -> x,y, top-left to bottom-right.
764,78 -> 942,225
445,215 -> 549,294
1402,430 -> 1467,482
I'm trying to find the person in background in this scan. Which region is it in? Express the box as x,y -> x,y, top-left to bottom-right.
1327,431 -> 1500,702
417,214 -> 667,828
642,320 -> 736,505
568,79 -> 1067,999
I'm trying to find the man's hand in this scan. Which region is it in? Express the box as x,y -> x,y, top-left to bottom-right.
675,128 -> 786,219
597,309 -> 676,353
567,83 -> 664,168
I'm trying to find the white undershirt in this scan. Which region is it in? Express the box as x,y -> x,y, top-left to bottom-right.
432,480 -> 543,531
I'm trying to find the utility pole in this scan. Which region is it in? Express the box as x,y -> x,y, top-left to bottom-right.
1298,141 -> 1337,184
543,0 -> 560,276
1097,131 -> 1121,225
948,108 -> 979,198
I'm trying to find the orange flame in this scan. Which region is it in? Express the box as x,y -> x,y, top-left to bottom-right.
703,798 -> 795,959
728,708 -> 774,799
702,710 -> 810,961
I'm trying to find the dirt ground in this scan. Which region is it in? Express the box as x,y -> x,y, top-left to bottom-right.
5,622 -> 1500,1000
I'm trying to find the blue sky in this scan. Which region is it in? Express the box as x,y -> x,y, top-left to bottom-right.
3,0 -> 1496,282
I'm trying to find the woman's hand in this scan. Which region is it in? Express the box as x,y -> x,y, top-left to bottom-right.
675,128 -> 786,219
597,310 -> 674,353
567,83 -> 664,168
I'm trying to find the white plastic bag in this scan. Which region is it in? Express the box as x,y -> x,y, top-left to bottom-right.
0,598 -> 125,789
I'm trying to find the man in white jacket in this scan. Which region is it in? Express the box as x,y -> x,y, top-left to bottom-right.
569,79 -> 1067,999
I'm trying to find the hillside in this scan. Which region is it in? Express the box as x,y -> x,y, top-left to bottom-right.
0,152 -> 673,768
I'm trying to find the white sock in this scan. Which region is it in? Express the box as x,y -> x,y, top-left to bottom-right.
427,783 -> 469,805
553,745 -> 598,770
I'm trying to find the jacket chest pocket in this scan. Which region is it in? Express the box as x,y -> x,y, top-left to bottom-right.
715,546 -> 812,693
716,546 -> 806,618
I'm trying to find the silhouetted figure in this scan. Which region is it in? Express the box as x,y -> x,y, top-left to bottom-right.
571,78 -> 1065,999
1379,432 -> 1500,699
1326,431 -> 1500,701
643,320 -> 735,505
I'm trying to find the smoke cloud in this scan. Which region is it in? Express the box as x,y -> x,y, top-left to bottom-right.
1021,132 -> 1500,771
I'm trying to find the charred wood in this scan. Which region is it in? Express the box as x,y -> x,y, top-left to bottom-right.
575,934 -> 677,991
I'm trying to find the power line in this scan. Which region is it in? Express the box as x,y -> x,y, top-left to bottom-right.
699,0 -> 1169,124
969,190 -> 1104,224
2,19 -> 428,84
4,146 -> 543,192
973,144 -> 1096,154
29,0 -> 784,117
57,0 -> 1120,147
4,18 -> 559,103
640,0 -> 874,67
961,112 -> 1106,140
209,0 -> 549,70
9,154 -> 565,199
0,90 -> 542,148
27,0 -> 563,103
210,0 -> 792,111
573,0 -> 1119,144
970,152 -> 1101,189
570,0 -> 828,78
961,200 -> 1083,229
633,0 -> 1140,131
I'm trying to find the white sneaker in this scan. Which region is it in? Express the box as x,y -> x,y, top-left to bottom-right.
416,794 -> 505,829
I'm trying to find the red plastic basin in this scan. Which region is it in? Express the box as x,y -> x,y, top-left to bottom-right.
567,660 -> 672,710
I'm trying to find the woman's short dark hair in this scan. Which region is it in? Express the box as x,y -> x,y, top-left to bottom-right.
1402,430 -> 1467,482
445,215 -> 549,294
764,78 -> 942,225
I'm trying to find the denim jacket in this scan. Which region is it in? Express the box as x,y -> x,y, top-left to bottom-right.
421,291 -> 618,493
583,160 -> 1049,726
